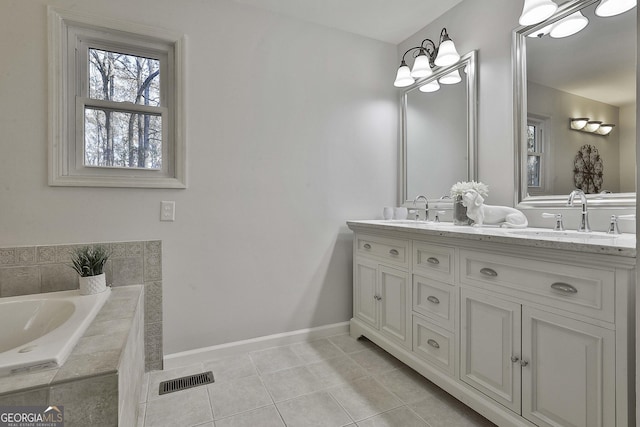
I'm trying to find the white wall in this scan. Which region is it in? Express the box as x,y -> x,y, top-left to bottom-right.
0,0 -> 398,354
398,0 -> 523,207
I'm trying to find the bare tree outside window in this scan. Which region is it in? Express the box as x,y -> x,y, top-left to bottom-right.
86,48 -> 162,169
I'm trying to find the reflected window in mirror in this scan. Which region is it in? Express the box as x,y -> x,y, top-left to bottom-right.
513,0 -> 636,207
526,116 -> 550,196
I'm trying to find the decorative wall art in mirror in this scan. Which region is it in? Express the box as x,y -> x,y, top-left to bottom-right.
513,0 -> 636,207
401,50 -> 477,205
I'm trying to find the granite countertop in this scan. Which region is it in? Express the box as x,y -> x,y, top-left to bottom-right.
347,220 -> 636,258
0,285 -> 143,396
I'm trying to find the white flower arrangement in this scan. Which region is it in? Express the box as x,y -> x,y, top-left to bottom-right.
450,181 -> 489,199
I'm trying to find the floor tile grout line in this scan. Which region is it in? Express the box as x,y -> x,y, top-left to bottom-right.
272,401 -> 289,427
203,376 -> 216,424
326,387 -> 357,426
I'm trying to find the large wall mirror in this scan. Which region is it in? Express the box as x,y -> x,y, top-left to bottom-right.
513,0 -> 636,208
401,50 -> 477,204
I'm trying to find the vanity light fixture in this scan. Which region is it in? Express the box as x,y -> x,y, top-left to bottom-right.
595,0 -> 637,17
549,11 -> 589,38
570,118 -> 615,135
519,0 -> 558,25
520,0 -> 635,39
393,28 -> 460,88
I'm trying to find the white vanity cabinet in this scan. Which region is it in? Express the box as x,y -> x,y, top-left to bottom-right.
353,233 -> 411,349
348,221 -> 636,427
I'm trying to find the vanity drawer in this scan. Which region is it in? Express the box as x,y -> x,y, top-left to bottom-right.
413,242 -> 455,283
356,234 -> 409,267
413,275 -> 455,331
413,314 -> 455,377
459,249 -> 615,322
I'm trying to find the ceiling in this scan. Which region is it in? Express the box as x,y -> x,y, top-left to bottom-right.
232,0 -> 465,44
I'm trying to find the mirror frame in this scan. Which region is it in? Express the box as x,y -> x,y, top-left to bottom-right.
400,50 -> 478,205
513,0 -> 636,208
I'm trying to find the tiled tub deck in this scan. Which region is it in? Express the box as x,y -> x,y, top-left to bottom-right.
0,285 -> 145,427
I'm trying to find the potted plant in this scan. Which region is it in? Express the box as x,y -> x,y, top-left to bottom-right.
70,245 -> 110,295
450,181 -> 489,225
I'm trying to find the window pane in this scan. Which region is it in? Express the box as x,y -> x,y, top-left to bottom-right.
527,155 -> 541,187
84,107 -> 162,169
88,48 -> 160,106
527,124 -> 537,152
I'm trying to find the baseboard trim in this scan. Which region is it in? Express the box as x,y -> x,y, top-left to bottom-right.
163,321 -> 350,370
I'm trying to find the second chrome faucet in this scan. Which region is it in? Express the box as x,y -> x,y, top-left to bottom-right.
413,195 -> 429,222
567,189 -> 591,232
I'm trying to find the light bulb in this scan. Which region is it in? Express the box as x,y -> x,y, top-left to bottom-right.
595,0 -> 636,17
411,54 -> 432,78
596,124 -> 615,135
434,40 -> 460,67
439,69 -> 462,85
570,118 -> 589,130
584,121 -> 602,132
393,61 -> 415,87
550,11 -> 589,38
519,0 -> 559,26
419,81 -> 440,93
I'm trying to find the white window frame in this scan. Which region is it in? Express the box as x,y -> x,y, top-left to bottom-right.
48,8 -> 187,188
526,115 -> 551,196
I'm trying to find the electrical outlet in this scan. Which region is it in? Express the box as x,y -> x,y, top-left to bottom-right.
160,201 -> 175,221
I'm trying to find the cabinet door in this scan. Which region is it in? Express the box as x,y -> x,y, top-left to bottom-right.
379,265 -> 411,348
354,258 -> 378,328
460,288 -> 522,413
522,307 -> 615,427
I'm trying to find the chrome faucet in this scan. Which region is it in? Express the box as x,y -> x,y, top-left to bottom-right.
567,189 -> 591,232
413,195 -> 429,221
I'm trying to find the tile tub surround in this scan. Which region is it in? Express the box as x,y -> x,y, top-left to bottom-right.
0,240 -> 163,371
0,285 -> 145,427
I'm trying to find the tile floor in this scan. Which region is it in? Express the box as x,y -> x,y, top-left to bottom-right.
137,334 -> 496,427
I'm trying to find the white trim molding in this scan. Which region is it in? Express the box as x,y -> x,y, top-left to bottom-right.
163,322 -> 350,370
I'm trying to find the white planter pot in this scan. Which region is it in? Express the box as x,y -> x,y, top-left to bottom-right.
79,273 -> 107,295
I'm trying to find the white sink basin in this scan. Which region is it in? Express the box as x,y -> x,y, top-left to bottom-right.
507,230 -> 617,240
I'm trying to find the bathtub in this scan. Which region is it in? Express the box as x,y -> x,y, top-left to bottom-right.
0,288 -> 111,377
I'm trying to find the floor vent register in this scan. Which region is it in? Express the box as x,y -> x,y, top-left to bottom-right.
158,371 -> 215,395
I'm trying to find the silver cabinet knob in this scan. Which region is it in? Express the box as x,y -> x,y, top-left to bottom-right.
363,243 -> 371,250
511,356 -> 520,363
427,257 -> 440,265
427,339 -> 440,349
520,360 -> 529,367
427,295 -> 440,305
389,249 -> 399,256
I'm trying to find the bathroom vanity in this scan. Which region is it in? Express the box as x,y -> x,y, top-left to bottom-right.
347,220 -> 636,427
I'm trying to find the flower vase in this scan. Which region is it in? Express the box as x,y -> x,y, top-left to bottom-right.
79,273 -> 107,295
453,196 -> 472,225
